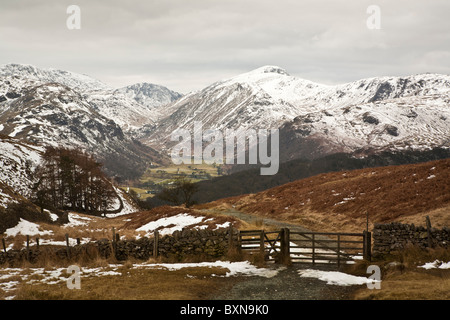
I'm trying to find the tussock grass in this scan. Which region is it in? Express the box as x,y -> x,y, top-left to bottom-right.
207,159 -> 450,234
347,246 -> 450,300
13,265 -> 238,300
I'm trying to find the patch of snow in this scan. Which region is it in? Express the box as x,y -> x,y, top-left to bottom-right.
134,260 -> 281,278
214,221 -> 231,230
0,260 -> 282,296
4,218 -> 53,237
136,213 -> 205,236
418,260 -> 450,270
297,269 -> 377,286
63,213 -> 92,228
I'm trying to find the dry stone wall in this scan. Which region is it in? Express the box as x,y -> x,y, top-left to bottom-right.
97,228 -> 238,261
373,222 -> 449,257
0,227 -> 238,266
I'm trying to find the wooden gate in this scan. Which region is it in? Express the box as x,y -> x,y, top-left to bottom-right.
288,230 -> 371,266
238,228 -> 371,266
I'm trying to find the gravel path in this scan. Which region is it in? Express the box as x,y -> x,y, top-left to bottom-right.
213,264 -> 360,300
202,207 -> 363,300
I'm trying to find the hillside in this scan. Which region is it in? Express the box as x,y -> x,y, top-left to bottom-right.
140,148 -> 450,207
0,64 -> 172,179
140,66 -> 450,162
199,158 -> 450,233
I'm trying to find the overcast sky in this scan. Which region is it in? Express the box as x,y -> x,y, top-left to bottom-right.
1,0 -> 449,93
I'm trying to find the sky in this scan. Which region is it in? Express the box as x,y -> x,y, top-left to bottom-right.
0,0 -> 449,94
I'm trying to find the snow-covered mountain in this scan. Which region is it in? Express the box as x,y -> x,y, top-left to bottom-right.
85,83 -> 182,132
278,94 -> 450,162
0,64 -> 182,132
0,63 -> 109,92
115,82 -> 183,110
0,64 -> 173,179
141,66 -> 450,160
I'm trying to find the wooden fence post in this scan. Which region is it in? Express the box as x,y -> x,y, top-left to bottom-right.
112,227 -> 117,257
312,233 -> 315,265
36,238 -> 40,251
337,234 -> 341,268
426,216 -> 433,248
228,226 -> 235,250
65,233 -> 70,258
259,230 -> 265,255
26,235 -> 30,261
2,238 -> 6,253
363,231 -> 372,262
153,230 -> 159,258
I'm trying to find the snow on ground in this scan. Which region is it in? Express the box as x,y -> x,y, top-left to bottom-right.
4,218 -> 53,237
133,260 -> 282,278
63,213 -> 92,228
136,213 -> 230,237
0,260 -> 282,300
297,269 -> 377,286
0,186 -> 17,208
418,260 -> 450,270
105,187 -> 139,218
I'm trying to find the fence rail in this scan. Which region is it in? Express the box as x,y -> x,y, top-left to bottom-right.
238,228 -> 371,266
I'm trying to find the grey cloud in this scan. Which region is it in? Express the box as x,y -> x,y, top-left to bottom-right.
0,0 -> 449,93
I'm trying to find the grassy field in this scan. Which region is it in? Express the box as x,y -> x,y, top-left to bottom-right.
121,162 -> 224,200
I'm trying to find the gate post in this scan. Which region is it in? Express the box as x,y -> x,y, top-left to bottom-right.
260,230 -> 265,255
363,231 -> 372,262
153,230 -> 159,258
280,228 -> 290,265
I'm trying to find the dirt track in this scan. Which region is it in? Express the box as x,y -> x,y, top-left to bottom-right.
212,264 -> 361,300
199,207 -> 312,232
201,208 -> 363,300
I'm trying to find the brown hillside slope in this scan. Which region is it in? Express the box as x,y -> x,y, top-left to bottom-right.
200,159 -> 450,233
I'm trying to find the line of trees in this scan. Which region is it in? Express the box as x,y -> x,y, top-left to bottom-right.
32,146 -> 117,215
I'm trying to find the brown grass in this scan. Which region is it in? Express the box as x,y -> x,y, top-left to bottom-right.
346,246 -> 450,300
205,159 -> 450,233
12,265 -> 239,300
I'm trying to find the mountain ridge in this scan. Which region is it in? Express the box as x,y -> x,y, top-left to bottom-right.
140,66 -> 450,162
0,64 -> 174,180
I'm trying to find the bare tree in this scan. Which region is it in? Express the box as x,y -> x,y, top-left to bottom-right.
157,177 -> 199,208
32,146 -> 116,215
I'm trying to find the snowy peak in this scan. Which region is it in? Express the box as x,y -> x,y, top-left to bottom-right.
115,82 -> 183,109
142,66 -> 450,158
0,63 -> 182,130
0,63 -> 110,92
247,65 -> 290,76
333,73 -> 450,104
0,63 -> 171,179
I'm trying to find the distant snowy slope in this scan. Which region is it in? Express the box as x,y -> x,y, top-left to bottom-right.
115,82 -> 182,109
0,63 -> 109,92
0,63 -> 182,132
141,66 -> 450,159
0,136 -> 43,198
0,64 -> 170,179
278,94 -> 450,161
